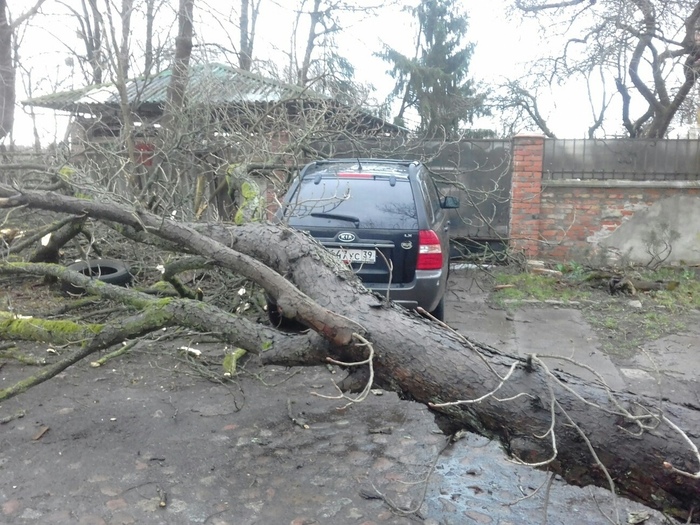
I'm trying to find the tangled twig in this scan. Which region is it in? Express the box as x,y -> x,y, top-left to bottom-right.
311,332 -> 375,409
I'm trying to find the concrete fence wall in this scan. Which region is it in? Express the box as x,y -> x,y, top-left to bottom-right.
510,135 -> 700,265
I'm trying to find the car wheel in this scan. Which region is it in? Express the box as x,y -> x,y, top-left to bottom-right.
429,297 -> 445,321
267,300 -> 283,326
63,258 -> 133,295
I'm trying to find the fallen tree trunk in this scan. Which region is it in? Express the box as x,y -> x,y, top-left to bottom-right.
0,186 -> 699,521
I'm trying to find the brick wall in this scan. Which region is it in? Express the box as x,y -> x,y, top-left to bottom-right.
509,135 -> 700,262
538,184 -> 700,261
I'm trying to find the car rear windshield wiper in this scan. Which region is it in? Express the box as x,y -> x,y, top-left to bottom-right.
310,212 -> 360,228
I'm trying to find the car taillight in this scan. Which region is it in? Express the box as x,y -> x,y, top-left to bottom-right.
417,229 -> 443,270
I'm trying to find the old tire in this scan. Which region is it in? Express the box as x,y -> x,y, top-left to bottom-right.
63,258 -> 133,295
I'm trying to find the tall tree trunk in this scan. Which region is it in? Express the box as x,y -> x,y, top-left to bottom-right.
164,0 -> 194,122
238,0 -> 261,72
239,0 -> 252,70
118,0 -> 132,80
144,0 -> 155,75
0,0 -> 14,141
0,0 -> 46,141
298,0 -> 322,86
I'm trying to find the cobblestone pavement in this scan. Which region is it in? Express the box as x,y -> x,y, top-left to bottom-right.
0,269 -> 691,524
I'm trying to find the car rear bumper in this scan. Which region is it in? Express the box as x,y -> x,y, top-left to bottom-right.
365,269 -> 445,312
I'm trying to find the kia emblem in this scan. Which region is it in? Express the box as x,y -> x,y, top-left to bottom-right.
337,232 -> 356,242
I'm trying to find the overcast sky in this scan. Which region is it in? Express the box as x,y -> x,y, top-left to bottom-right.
12,0 -> 606,145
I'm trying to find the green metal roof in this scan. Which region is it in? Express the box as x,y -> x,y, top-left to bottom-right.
23,62 -> 327,113
23,62 -> 403,134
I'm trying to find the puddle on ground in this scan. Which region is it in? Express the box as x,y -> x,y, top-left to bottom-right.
425,432 -> 668,525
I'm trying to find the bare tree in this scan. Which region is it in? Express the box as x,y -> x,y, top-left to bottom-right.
296,0 -> 326,86
511,0 -> 700,138
0,0 -> 46,141
55,0 -> 104,84
101,0 -> 138,170
60,0 -> 166,83
490,81 -> 556,138
237,0 -> 262,71
289,0 -> 386,101
490,60 -> 615,138
143,0 -> 156,75
165,0 -> 194,116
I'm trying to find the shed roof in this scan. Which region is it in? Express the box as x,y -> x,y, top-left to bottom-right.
23,63 -> 331,113
23,62 -> 401,134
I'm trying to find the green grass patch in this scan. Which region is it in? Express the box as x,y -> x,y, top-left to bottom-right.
602,317 -> 618,330
491,264 -> 700,355
493,272 -> 590,305
646,269 -> 700,312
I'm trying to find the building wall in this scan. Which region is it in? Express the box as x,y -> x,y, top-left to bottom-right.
510,136 -> 700,264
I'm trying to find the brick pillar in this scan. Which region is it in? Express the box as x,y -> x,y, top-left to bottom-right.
509,135 -> 545,258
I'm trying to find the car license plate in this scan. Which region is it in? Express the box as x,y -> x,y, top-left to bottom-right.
328,247 -> 376,264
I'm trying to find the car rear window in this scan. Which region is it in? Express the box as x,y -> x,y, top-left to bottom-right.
285,175 -> 418,230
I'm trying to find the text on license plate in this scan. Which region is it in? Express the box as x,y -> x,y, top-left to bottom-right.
328,248 -> 376,264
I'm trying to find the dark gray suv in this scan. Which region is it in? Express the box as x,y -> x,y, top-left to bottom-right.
276,158 -> 458,320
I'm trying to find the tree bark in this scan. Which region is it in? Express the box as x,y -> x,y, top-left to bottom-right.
0,0 -> 14,140
29,217 -> 85,263
238,0 -> 252,71
143,0 -> 155,74
165,0 -> 194,117
102,0 -> 138,173
0,185 -> 699,521
80,0 -> 103,84
0,0 -> 46,140
298,0 -> 322,86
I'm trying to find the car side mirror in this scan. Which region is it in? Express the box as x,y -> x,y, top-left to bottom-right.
441,195 -> 460,209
